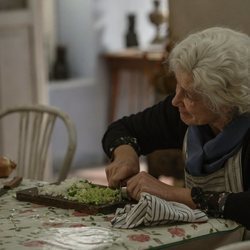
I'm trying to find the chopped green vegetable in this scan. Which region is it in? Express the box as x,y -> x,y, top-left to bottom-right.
38,178 -> 121,205
66,180 -> 121,205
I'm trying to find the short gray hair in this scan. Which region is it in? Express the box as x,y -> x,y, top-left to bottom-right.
169,27 -> 250,115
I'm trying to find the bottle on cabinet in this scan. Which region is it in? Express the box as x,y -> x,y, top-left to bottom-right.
50,45 -> 70,81
125,13 -> 139,48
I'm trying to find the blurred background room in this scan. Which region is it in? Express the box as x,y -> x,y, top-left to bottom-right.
0,0 -> 249,185
47,0 -> 169,185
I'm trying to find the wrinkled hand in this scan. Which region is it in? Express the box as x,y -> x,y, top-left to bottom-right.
126,171 -> 173,201
105,145 -> 140,188
105,158 -> 139,188
126,171 -> 196,208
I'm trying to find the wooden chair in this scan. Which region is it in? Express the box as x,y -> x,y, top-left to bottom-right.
0,105 -> 77,182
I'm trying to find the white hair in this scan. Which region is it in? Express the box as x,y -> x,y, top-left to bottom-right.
169,27 -> 250,115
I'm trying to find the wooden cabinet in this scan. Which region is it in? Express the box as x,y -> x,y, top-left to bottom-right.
104,49 -> 165,122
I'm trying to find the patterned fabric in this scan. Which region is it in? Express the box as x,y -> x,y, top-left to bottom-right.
191,187 -> 231,218
183,131 -> 244,219
111,193 -> 208,229
183,133 -> 244,193
186,114 -> 250,176
0,179 -> 243,249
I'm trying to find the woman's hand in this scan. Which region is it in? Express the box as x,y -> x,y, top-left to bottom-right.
126,171 -> 170,200
105,145 -> 140,188
126,171 -> 196,209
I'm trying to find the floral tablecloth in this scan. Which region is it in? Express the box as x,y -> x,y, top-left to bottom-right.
0,179 -> 243,250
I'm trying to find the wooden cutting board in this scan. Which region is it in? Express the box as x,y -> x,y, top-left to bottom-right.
16,187 -> 131,215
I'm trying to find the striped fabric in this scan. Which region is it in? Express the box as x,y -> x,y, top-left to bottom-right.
111,193 -> 208,229
183,132 -> 244,193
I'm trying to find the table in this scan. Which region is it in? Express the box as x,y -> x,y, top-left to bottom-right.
0,178 -> 244,250
103,49 -> 165,122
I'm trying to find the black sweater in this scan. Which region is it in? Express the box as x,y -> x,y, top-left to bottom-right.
102,95 -> 250,229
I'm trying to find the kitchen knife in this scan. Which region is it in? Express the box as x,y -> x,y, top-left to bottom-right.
121,187 -> 130,200
0,176 -> 23,197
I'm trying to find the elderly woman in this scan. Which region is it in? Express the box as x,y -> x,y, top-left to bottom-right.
102,27 -> 250,229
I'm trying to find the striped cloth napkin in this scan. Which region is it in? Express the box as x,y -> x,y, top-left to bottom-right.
111,192 -> 208,228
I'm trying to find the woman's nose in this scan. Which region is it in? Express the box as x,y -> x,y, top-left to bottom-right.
172,90 -> 181,107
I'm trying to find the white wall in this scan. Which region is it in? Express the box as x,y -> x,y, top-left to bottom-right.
49,78 -> 108,170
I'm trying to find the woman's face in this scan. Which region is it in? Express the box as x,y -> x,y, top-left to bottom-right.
172,70 -> 227,132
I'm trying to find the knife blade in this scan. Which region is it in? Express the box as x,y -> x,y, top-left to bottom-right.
0,176 -> 23,197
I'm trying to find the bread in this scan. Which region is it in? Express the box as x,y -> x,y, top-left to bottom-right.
0,156 -> 16,177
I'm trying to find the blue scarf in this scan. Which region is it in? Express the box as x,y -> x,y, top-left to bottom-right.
186,114 -> 250,176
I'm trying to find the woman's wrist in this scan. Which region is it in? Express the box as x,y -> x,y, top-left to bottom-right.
161,186 -> 196,209
112,145 -> 140,171
114,144 -> 138,158
109,136 -> 140,160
